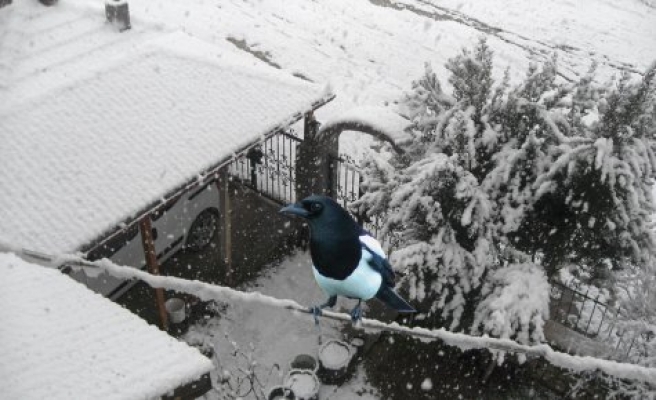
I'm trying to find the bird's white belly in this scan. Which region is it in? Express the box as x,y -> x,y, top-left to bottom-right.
313,258 -> 382,300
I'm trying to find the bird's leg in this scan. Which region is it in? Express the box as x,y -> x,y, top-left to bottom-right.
350,299 -> 363,324
309,295 -> 337,325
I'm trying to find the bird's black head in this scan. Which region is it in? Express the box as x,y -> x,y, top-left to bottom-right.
280,195 -> 335,220
280,195 -> 362,277
279,195 -> 358,233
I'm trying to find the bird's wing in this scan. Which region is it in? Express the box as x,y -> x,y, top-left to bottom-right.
359,234 -> 395,287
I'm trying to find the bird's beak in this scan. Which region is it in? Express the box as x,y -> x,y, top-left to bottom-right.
279,203 -> 310,218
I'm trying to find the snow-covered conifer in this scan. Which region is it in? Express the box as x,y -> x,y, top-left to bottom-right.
355,40 -> 656,352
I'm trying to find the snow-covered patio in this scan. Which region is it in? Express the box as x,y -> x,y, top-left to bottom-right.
182,251 -> 381,400
56,244 -> 656,398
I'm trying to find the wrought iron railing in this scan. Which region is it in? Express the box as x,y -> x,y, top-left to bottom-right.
328,154 -> 362,210
549,280 -> 619,339
549,280 -> 654,362
328,154 -> 402,252
228,129 -> 301,205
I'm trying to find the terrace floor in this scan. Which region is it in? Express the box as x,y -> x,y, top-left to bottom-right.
115,242 -> 227,330
114,242 -> 601,399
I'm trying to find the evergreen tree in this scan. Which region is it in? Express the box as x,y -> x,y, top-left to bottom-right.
355,39 -> 656,348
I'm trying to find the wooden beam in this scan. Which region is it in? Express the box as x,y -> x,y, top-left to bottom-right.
81,93 -> 336,257
303,111 -> 315,140
139,216 -> 168,330
220,171 -> 234,286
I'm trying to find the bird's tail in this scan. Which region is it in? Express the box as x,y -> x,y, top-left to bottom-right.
375,285 -> 416,313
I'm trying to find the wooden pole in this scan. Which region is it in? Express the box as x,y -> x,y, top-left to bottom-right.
139,216 -> 168,330
303,111 -> 315,140
297,111 -> 318,199
222,172 -> 234,286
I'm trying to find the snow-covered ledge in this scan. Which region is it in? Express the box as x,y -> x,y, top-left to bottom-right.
318,106 -> 412,154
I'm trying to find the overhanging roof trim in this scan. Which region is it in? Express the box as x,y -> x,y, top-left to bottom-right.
80,93 -> 335,255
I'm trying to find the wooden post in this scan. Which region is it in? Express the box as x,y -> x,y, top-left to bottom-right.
297,112 -> 319,199
220,171 -> 234,286
139,216 -> 168,330
297,111 -> 339,198
303,111 -> 315,140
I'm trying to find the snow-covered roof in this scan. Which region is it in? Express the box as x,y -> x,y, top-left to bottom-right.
0,4 -> 333,254
0,252 -> 214,400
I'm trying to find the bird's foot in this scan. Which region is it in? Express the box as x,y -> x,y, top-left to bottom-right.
309,306 -> 323,326
350,305 -> 363,325
309,296 -> 337,326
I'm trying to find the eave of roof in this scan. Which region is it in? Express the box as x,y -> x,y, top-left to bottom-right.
0,32 -> 334,254
79,92 -> 334,255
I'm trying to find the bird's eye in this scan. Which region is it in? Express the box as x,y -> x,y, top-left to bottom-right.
311,203 -> 323,212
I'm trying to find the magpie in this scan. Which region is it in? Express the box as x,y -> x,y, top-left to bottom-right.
280,195 -> 416,323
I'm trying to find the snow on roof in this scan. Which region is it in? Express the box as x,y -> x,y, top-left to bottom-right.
0,252 -> 213,400
0,16 -> 332,254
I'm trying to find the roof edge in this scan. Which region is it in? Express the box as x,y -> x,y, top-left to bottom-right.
79,92 -> 335,256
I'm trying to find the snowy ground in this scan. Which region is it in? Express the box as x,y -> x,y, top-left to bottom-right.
121,0 -> 655,155
4,0 -> 653,156
183,251 -> 380,400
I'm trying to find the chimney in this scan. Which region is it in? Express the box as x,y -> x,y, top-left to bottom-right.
105,0 -> 131,32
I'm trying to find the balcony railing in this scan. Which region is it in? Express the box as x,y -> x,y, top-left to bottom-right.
228,129 -> 302,205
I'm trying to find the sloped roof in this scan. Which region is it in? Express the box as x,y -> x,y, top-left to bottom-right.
0,252 -> 214,400
0,5 -> 332,254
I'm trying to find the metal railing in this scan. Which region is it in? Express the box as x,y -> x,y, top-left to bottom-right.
328,154 -> 402,252
228,129 -> 301,205
329,154 -> 362,211
549,280 -> 654,362
549,280 -> 619,339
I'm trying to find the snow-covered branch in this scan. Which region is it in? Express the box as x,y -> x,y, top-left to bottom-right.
5,244 -> 656,388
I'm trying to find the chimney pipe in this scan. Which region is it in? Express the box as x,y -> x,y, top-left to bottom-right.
105,0 -> 131,32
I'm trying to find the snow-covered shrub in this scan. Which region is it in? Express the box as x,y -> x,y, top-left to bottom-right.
471,262 -> 550,362
385,153 -> 496,330
354,39 -> 656,350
